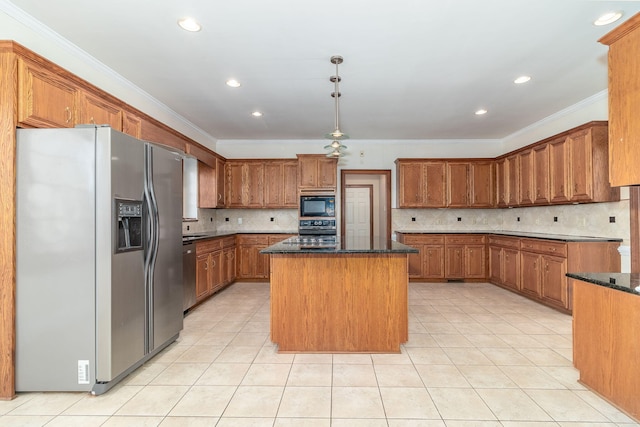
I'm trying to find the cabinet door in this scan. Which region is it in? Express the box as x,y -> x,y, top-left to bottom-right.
520,252 -> 541,298
256,245 -> 270,279
445,245 -> 464,278
424,245 -> 445,279
196,254 -> 210,301
216,158 -> 226,207
246,163 -> 265,207
198,161 -> 217,208
533,144 -> 550,204
298,156 -> 318,188
549,137 -> 570,203
567,129 -> 593,202
78,91 -> 123,130
469,161 -> 494,207
489,246 -> 503,283
17,58 -> 77,128
506,155 -> 520,206
447,162 -> 469,207
226,162 -> 246,207
209,250 -> 224,293
540,255 -> 568,308
237,245 -> 253,278
123,111 -> 142,138
283,162 -> 298,207
223,247 -> 236,284
518,150 -> 534,205
502,248 -> 520,290
464,244 -> 486,279
264,162 -> 284,207
317,158 -> 337,188
495,158 -> 508,208
425,162 -> 446,207
398,162 -> 425,207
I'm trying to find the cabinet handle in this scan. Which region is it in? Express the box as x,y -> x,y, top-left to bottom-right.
65,106 -> 72,124
545,263 -> 549,272
574,183 -> 579,193
533,261 -> 536,269
212,259 -> 216,267
204,261 -> 208,270
90,116 -> 95,125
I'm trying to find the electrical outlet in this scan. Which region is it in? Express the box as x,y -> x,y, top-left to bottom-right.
238,218 -> 243,225
360,150 -> 365,157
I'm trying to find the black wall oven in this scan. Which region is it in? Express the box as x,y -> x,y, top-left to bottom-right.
299,194 -> 336,236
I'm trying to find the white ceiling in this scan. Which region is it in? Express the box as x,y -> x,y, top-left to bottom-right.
5,0 -> 640,141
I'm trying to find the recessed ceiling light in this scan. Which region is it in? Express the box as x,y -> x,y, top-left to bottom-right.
178,17 -> 201,32
514,76 -> 531,84
594,11 -> 623,26
475,109 -> 487,115
226,79 -> 241,88
251,111 -> 263,117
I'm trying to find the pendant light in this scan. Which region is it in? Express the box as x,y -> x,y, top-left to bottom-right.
324,55 -> 348,157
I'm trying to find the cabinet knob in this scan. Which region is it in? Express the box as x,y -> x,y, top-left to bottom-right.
65,106 -> 72,124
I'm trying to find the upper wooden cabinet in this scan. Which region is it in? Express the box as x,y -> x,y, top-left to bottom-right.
518,150 -> 534,206
77,90 -> 123,130
17,57 -> 77,128
297,154 -> 337,190
397,161 -> 446,208
226,159 -> 297,208
599,13 -> 640,187
532,144 -> 550,204
122,111 -> 142,138
397,159 -> 493,208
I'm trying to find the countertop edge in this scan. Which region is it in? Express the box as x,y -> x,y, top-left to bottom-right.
566,272 -> 640,296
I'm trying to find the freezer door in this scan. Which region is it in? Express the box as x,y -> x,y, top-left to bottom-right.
148,143 -> 184,351
95,128 -> 146,382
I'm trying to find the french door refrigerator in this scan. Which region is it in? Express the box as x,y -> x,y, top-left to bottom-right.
15,126 -> 183,394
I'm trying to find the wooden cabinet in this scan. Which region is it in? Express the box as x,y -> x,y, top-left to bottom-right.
398,233 -> 485,281
227,160 -> 297,208
506,154 -> 519,206
397,159 -> 492,208
122,111 -> 142,138
399,234 -> 445,279
495,158 -> 508,208
297,154 -> 337,190
446,162 -> 469,208
195,236 -> 236,302
469,161 -> 494,207
17,57 -> 77,128
549,136 -> 569,203
264,161 -> 298,208
518,149 -> 534,205
599,13 -> 640,186
397,161 -> 446,208
237,234 -> 270,279
216,157 -> 226,207
532,143 -> 550,204
198,161 -> 217,208
78,90 -> 123,130
445,235 -> 486,279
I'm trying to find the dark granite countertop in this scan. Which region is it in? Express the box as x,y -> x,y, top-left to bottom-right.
566,273 -> 640,296
261,236 -> 419,254
182,230 -> 297,244
395,230 -> 622,243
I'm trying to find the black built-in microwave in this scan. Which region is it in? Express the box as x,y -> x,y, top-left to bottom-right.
299,195 -> 335,218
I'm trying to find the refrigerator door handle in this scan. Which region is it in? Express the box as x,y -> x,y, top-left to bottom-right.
143,145 -> 160,353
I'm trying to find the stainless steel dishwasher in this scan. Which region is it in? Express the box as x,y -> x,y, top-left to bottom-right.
182,242 -> 196,311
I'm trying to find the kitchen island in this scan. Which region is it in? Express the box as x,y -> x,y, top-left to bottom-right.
261,237 -> 418,353
567,272 -> 640,422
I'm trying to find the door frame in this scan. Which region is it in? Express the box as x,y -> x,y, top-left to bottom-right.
340,169 -> 392,241
344,184 -> 374,246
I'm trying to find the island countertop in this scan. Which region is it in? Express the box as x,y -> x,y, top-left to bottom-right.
566,272 -> 640,295
261,236 -> 419,254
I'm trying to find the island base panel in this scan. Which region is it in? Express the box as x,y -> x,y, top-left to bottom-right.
270,253 -> 408,352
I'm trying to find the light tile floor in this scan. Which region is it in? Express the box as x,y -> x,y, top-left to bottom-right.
2,281 -> 639,426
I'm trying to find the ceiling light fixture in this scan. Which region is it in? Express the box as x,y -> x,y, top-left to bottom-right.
177,17 -> 202,32
251,111 -> 263,117
226,79 -> 241,88
594,11 -> 623,26
475,109 -> 488,115
324,55 -> 348,158
514,75 -> 531,84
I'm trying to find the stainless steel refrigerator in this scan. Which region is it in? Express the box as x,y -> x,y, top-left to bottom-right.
15,126 -> 183,394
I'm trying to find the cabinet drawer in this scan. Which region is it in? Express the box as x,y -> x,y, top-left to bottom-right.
222,236 -> 236,248
488,236 -> 520,249
237,235 -> 269,245
520,239 -> 567,257
445,235 -> 486,245
196,238 -> 224,254
401,234 -> 445,245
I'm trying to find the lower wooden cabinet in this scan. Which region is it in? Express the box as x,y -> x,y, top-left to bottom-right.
236,234 -> 295,280
195,236 -> 236,303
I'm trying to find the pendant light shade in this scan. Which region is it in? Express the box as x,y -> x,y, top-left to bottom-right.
325,55 -> 348,157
